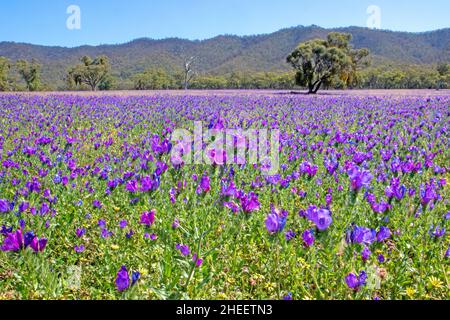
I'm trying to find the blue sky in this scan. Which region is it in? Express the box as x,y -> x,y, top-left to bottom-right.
0,0 -> 449,47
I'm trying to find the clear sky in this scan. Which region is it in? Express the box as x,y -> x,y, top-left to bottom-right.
0,0 -> 449,47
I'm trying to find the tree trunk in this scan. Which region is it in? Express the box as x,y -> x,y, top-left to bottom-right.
307,79 -> 322,94
312,81 -> 322,94
308,79 -> 323,94
184,70 -> 189,90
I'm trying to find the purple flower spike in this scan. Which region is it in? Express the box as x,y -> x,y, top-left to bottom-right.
74,245 -> 85,253
345,273 -> 360,289
345,270 -> 367,291
265,207 -> 287,234
93,200 -> 102,209
76,227 -> 86,238
376,227 -> 391,242
131,271 -> 140,286
176,244 -> 190,256
0,199 -> 10,213
140,209 -> 156,227
285,230 -> 296,241
239,192 -> 260,213
1,229 -> 24,252
302,229 -> 315,247
192,253 -> 203,267
348,167 -> 372,192
115,265 -> 130,292
29,237 -> 47,252
119,220 -> 128,229
305,205 -> 332,231
361,246 -> 371,262
199,175 -> 211,193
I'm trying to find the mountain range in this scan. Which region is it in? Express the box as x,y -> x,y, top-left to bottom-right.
1,25 -> 449,88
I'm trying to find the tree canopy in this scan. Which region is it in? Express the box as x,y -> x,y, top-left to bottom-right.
16,59 -> 41,91
0,56 -> 11,91
132,68 -> 177,90
287,32 -> 370,93
67,55 -> 111,91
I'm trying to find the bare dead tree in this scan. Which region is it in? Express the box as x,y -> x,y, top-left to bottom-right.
183,56 -> 196,90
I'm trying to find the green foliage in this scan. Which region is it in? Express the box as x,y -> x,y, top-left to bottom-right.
221,71 -> 295,89
0,56 -> 11,91
132,68 -> 178,90
16,59 -> 41,91
190,75 -> 227,89
357,64 -> 449,89
67,56 -> 111,91
436,63 -> 449,89
287,32 -> 370,93
436,62 -> 449,76
98,74 -> 116,91
63,73 -> 78,91
129,69 -> 296,90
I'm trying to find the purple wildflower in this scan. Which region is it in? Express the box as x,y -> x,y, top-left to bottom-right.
0,199 -> 10,213
125,179 -> 139,193
348,167 -> 372,192
1,229 -> 24,251
198,175 -> 211,193
172,218 -> 180,229
192,253 -> 203,267
431,225 -> 445,238
176,244 -> 190,256
265,207 -> 287,234
302,229 -> 315,247
305,205 -> 333,231
361,246 -> 371,262
420,182 -> 438,206
93,200 -> 102,209
131,271 -> 140,286
115,266 -> 130,292
283,292 -> 293,300
345,271 -> 367,290
285,230 -> 296,241
140,210 -> 156,227
239,192 -> 260,213
119,220 -> 128,229
346,225 -> 376,245
74,245 -> 85,253
125,229 -> 134,238
98,219 -> 106,228
76,228 -> 86,238
29,237 -> 47,252
376,226 -> 391,242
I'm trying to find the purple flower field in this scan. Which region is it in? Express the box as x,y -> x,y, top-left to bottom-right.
0,91 -> 449,300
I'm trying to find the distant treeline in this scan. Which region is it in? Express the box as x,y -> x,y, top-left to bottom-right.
119,63 -> 450,90
357,64 -> 449,90
1,56 -> 448,92
130,69 -> 297,90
